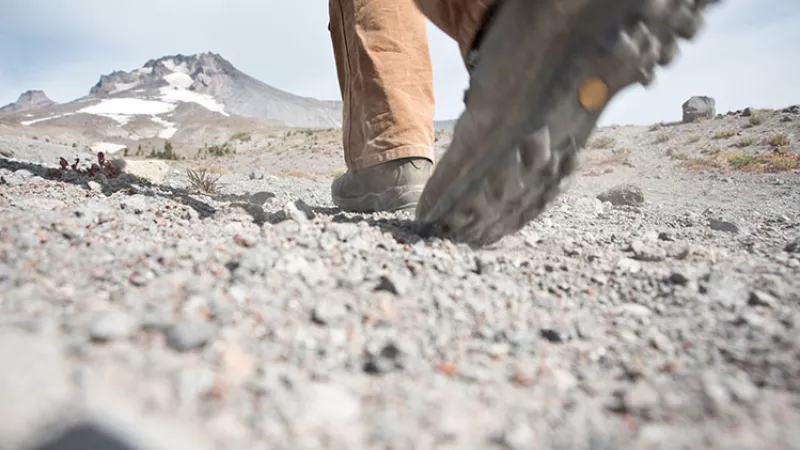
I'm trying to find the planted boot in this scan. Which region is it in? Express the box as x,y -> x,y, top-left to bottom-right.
332,157 -> 432,213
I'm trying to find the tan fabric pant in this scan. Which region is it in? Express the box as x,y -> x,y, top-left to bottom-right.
329,0 -> 496,171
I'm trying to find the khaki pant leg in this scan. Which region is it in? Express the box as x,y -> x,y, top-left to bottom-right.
328,0 -> 436,171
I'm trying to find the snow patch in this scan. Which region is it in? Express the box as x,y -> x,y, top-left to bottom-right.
159,87 -> 227,115
135,67 -> 153,75
111,81 -> 140,95
90,142 -> 127,155
21,113 -> 73,126
79,98 -> 176,116
150,116 -> 178,139
161,59 -> 176,71
95,114 -> 132,125
164,72 -> 193,89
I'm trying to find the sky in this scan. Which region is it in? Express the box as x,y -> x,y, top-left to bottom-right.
0,0 -> 798,126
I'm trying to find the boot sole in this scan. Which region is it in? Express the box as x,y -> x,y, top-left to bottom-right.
415,0 -> 720,246
333,186 -> 425,213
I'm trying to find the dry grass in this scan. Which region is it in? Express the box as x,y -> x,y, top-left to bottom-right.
686,135 -> 701,144
713,129 -> 738,139
749,115 -> 763,126
277,170 -> 320,180
589,135 -> 616,149
679,150 -> 800,173
734,137 -> 755,148
654,132 -> 671,143
669,151 -> 689,161
585,148 -> 631,168
767,132 -> 791,148
328,167 -> 346,177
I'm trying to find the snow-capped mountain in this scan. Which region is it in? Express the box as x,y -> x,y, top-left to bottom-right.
0,52 -> 343,142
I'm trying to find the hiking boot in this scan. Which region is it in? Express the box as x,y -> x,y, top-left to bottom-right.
332,157 -> 432,212
415,0 -> 720,246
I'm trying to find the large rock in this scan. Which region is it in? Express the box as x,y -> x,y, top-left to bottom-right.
112,159 -> 170,183
682,96 -> 716,123
597,183 -> 645,207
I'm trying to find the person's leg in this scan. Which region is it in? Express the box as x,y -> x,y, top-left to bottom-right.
328,0 -> 436,213
413,0 -> 497,62
413,0 -> 719,246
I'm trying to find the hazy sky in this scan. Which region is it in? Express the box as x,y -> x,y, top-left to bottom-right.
1,0 -> 797,126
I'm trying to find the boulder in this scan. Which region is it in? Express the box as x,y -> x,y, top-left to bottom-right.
682,96 -> 716,123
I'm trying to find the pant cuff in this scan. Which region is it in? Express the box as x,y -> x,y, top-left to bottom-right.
349,145 -> 435,171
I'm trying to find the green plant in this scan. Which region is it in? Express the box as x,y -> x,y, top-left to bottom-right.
734,137 -> 755,148
149,141 -> 180,160
186,168 -> 221,194
749,115 -> 763,126
727,153 -> 755,168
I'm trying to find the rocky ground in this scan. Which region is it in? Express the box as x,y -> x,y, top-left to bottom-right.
1,105 -> 799,450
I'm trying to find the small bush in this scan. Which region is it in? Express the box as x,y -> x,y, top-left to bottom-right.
749,115 -> 763,126
654,132 -> 670,143
727,153 -> 755,169
670,152 -> 688,161
230,132 -> 251,143
734,137 -> 755,148
686,135 -> 701,144
149,141 -> 180,160
714,129 -> 738,139
207,143 -> 233,157
767,133 -> 791,148
589,135 -> 616,149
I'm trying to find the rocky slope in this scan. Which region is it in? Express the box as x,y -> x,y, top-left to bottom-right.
0,100 -> 798,450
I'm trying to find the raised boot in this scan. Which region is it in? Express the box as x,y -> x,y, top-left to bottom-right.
415,0 -> 721,246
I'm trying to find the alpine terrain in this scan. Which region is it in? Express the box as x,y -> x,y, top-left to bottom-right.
0,49 -> 799,450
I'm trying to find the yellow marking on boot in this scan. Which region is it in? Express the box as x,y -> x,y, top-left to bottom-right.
578,78 -> 609,112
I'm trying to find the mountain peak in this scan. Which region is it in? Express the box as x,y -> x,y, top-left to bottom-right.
89,51 -> 240,98
0,90 -> 57,114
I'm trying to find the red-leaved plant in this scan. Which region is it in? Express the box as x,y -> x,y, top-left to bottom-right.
55,152 -> 121,179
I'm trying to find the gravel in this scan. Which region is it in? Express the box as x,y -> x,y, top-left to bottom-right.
1,122 -> 799,450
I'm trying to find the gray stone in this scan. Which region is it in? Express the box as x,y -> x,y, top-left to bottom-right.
682,96 -> 716,123
597,184 -> 645,207
631,240 -> 667,262
748,290 -> 778,308
89,311 -> 139,342
708,219 -> 739,234
311,300 -> 348,326
165,322 -> 216,352
625,380 -> 660,417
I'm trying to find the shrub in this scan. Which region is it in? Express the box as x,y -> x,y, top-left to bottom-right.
589,135 -> 615,149
714,129 -> 737,139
